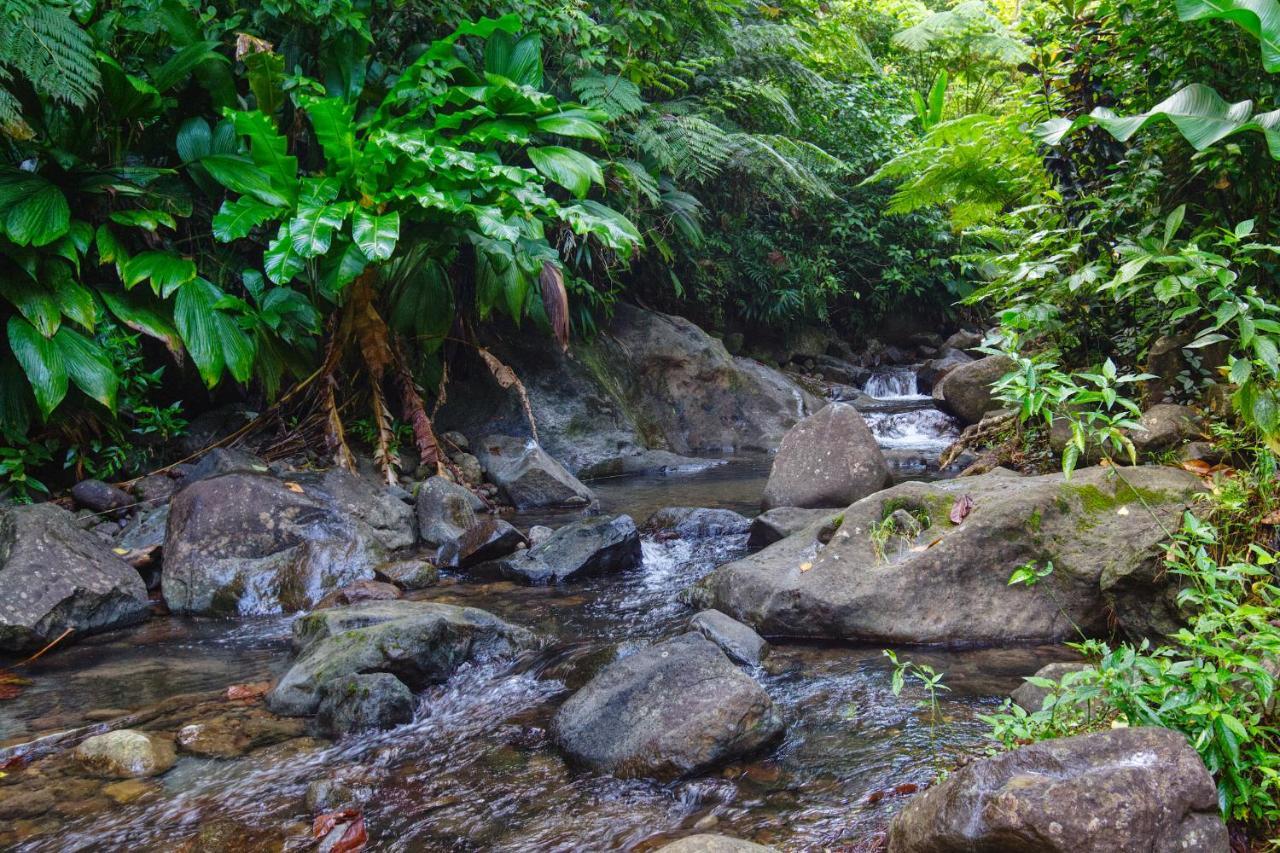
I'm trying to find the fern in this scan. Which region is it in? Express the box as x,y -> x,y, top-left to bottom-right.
571,72 -> 645,119
0,0 -> 100,137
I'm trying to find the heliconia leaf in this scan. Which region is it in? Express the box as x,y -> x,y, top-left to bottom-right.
3,277 -> 61,337
123,251 -> 198,296
7,315 -> 68,418
212,196 -> 282,241
2,177 -> 70,247
100,289 -> 183,357
1177,0 -> 1280,72
559,200 -> 642,256
53,326 -> 118,411
528,146 -> 603,198
352,209 -> 399,261
1036,84 -> 1280,158
108,209 -> 177,232
535,109 -> 609,142
176,116 -> 213,163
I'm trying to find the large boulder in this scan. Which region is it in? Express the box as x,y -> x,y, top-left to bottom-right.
0,503 -> 151,651
474,435 -> 595,509
1133,404 -> 1204,453
887,728 -> 1228,853
477,515 -> 642,584
747,507 -> 837,549
295,468 -> 416,551
690,466 -> 1202,645
267,600 -> 534,716
936,355 -> 1014,424
917,348 -> 974,393
760,403 -> 891,510
643,507 -> 752,538
436,517 -> 527,568
161,472 -> 386,616
415,476 -> 485,546
551,632 -> 783,779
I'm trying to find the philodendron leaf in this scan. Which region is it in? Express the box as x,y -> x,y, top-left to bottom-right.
528,146 -> 603,198
7,315 -> 67,418
53,326 -> 118,411
1037,84 -> 1280,158
1177,0 -> 1280,72
352,209 -> 399,261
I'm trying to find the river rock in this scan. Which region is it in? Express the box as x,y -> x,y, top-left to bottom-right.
477,515 -> 641,584
690,466 -> 1201,645
161,472 -> 386,616
1012,661 -> 1094,712
374,559 -> 438,590
690,609 -> 769,665
436,517 -> 527,568
415,475 -> 485,545
185,447 -> 269,482
75,730 -> 176,778
0,503 -> 151,651
936,355 -> 1014,424
644,507 -> 752,538
746,507 -> 837,549
313,579 -> 401,610
132,474 -> 178,505
71,478 -> 132,515
943,329 -> 984,353
761,403 -> 890,510
316,672 -> 415,735
177,710 -> 307,758
917,348 -> 974,392
811,355 -> 869,387
656,835 -> 777,852
267,600 -> 534,716
551,632 -> 783,779
1133,403 -> 1204,453
887,727 -> 1228,853
474,435 -> 595,509
116,503 -> 169,553
296,468 -> 416,551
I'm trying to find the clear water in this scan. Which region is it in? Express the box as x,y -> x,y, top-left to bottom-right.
862,369 -> 923,401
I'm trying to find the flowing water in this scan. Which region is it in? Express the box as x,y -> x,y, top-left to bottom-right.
1,367 -> 1067,851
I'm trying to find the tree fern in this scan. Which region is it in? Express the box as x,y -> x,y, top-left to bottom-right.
571,72 -> 645,119
0,0 -> 100,137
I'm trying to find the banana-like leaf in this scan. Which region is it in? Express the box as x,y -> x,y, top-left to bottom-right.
535,109 -> 608,142
289,202 -> 349,258
1177,0 -> 1280,72
7,316 -> 67,418
3,277 -> 61,337
1036,83 -> 1280,158
0,175 -> 70,247
528,146 -> 603,198
174,278 -> 255,387
54,326 -> 118,412
305,98 -> 359,178
123,250 -> 198,296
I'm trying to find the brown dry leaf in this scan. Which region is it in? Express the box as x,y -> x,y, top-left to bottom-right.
314,809 -> 366,852
1262,509 -> 1280,525
539,262 -> 569,352
284,482 -> 304,493
314,809 -> 360,839
226,681 -> 271,702
234,32 -> 274,60
1181,459 -> 1213,475
949,494 -> 974,525
478,348 -> 539,443
925,536 -> 944,549
799,561 -> 813,573
0,671 -> 30,701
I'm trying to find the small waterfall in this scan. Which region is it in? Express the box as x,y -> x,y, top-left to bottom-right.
865,408 -> 960,451
862,368 -> 921,400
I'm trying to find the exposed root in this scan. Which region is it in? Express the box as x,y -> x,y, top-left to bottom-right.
939,410 -> 1017,469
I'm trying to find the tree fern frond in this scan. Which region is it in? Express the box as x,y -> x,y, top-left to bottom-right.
0,0 -> 100,113
571,72 -> 645,120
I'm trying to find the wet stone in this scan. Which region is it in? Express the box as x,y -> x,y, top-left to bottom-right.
75,730 -> 176,778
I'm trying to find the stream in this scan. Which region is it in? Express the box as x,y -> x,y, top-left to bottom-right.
0,367 -> 1076,851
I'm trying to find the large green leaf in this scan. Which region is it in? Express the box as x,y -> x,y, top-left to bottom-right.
7,316 -> 67,418
200,154 -> 295,207
54,326 -> 118,411
174,278 -> 255,387
484,31 -> 544,88
244,50 -> 286,120
213,196 -> 282,241
352,209 -> 399,261
1177,0 -> 1280,72
528,146 -> 603,198
100,289 -> 182,356
1037,84 -> 1280,158
289,203 -> 349,258
560,200 -> 642,256
151,41 -> 228,92
231,110 -> 298,189
305,98 -> 359,178
123,251 -> 198,296
176,116 -> 213,163
264,224 -> 305,285
3,278 -> 61,337
318,238 -> 369,297
1,177 -> 70,247
47,262 -> 96,331
535,109 -> 608,142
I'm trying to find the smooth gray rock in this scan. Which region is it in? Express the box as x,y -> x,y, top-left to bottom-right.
415,476 -> 485,546
374,559 -> 438,590
937,355 -> 1014,425
478,515 -> 641,584
690,609 -> 769,665
268,600 -> 534,716
161,472 -> 385,616
474,435 -> 595,509
887,728 -> 1228,853
185,448 -> 269,482
132,474 -> 178,506
71,479 -> 132,515
75,730 -> 175,778
551,633 -> 783,779
0,503 -> 150,651
295,468 -> 417,551
917,348 -> 974,392
655,836 -> 776,853
747,507 -> 837,549
115,503 -> 169,552
943,329 -> 983,353
436,517 -> 527,568
691,466 -> 1202,645
761,403 -> 890,510
1133,404 -> 1204,453
643,507 -> 751,538
1011,661 -> 1094,712
317,672 -> 414,735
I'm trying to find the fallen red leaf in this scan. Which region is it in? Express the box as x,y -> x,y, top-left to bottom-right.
892,783 -> 919,796
949,494 -> 974,525
1181,459 -> 1213,475
226,681 -> 271,702
330,815 -> 367,853
314,809 -> 360,839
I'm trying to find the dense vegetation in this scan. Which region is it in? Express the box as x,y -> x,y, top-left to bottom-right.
7,0 -> 1280,841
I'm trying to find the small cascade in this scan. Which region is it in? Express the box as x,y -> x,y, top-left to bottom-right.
862,368 -> 923,400
864,407 -> 960,451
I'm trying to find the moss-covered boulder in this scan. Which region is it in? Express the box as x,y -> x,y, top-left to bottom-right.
687,466 -> 1202,645
266,600 -> 535,716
